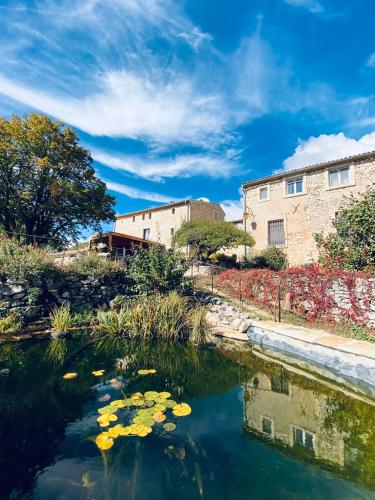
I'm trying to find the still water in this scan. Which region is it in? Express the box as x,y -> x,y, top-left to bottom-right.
0,335 -> 374,499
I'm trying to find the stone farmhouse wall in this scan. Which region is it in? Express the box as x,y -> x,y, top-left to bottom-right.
242,157 -> 375,266
0,274 -> 126,320
115,200 -> 225,251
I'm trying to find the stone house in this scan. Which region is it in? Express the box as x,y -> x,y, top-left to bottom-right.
241,151 -> 375,266
244,371 -> 346,467
114,199 -> 225,251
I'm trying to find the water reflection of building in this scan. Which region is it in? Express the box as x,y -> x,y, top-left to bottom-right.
244,371 -> 346,466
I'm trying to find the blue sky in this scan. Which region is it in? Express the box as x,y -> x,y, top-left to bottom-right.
1,0 -> 375,223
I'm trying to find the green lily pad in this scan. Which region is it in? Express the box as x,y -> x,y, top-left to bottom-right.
164,400 -> 177,408
98,405 -> 117,415
154,403 -> 166,412
163,423 -> 176,432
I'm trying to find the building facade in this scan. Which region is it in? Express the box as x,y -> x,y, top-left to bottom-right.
114,199 -> 225,250
242,151 -> 375,266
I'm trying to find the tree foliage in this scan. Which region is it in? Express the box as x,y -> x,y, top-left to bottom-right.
173,219 -> 254,261
314,189 -> 375,271
0,113 -> 115,246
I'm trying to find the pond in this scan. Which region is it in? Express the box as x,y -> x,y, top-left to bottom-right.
0,335 -> 374,499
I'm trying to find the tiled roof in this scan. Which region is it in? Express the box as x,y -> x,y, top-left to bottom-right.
242,150 -> 375,189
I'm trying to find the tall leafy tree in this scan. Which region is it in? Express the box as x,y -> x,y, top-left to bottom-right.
0,113 -> 115,246
173,219 -> 254,261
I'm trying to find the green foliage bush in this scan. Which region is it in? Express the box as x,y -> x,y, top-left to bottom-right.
0,235 -> 56,281
246,246 -> 287,271
50,304 -> 73,333
314,189 -> 375,272
65,253 -> 124,279
126,244 -> 190,295
209,253 -> 237,268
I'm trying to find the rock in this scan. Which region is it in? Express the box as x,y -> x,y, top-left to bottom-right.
239,320 -> 252,333
61,291 -> 70,298
12,292 -> 26,300
0,368 -> 10,376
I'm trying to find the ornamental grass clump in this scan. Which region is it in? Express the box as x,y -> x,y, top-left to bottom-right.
50,303 -> 73,333
0,314 -> 21,336
96,307 -> 131,336
189,306 -> 208,345
153,292 -> 190,341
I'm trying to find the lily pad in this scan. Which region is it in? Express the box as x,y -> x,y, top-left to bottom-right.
164,400 -> 177,408
95,432 -> 114,450
98,405 -> 117,415
63,372 -> 78,380
172,403 -> 192,417
159,391 -> 171,399
92,369 -> 105,376
153,411 -> 166,423
163,423 -> 176,432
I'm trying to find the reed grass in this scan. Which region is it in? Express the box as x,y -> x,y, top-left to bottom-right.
0,314 -> 21,336
50,303 -> 73,333
96,292 -> 207,343
190,306 -> 208,345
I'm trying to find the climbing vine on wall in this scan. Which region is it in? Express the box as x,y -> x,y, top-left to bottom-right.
218,266 -> 375,328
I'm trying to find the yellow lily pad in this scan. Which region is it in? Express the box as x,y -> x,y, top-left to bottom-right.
164,400 -> 177,408
153,411 -> 166,423
159,392 -> 171,399
154,403 -> 166,412
92,369 -> 105,376
95,432 -> 114,450
63,372 -> 78,380
172,403 -> 192,417
98,405 -> 117,415
110,400 -> 126,409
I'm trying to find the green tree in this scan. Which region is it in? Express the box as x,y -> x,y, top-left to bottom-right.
0,113 -> 115,247
314,189 -> 375,271
173,219 -> 254,261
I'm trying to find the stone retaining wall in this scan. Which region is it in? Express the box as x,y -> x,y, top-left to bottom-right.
0,274 -> 126,320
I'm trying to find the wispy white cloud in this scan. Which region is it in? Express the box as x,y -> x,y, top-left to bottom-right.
104,180 -> 179,203
220,198 -> 244,221
93,149 -> 237,181
283,131 -> 375,171
283,0 -> 324,14
366,52 -> 375,68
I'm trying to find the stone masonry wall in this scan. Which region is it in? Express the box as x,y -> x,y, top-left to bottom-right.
0,274 -> 126,320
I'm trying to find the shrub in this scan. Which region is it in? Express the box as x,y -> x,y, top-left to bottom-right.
246,247 -> 287,271
50,304 -> 73,333
0,314 -> 21,336
0,235 -> 56,281
314,189 -> 375,272
126,245 -> 190,295
209,253 -> 237,268
66,253 -> 124,279
70,308 -> 96,327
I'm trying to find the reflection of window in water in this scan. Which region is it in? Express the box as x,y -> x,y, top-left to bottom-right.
271,375 -> 289,395
293,426 -> 315,451
262,417 -> 273,435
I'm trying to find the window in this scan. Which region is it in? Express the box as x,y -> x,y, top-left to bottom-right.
268,219 -> 285,247
286,176 -> 303,196
170,228 -> 175,236
142,214 -> 145,221
172,208 -> 175,215
328,167 -> 350,188
148,212 -> 152,219
132,216 -> 135,222
293,427 -> 315,451
259,186 -> 269,201
143,228 -> 150,240
262,417 -> 273,435
271,375 -> 289,395
213,211 -> 220,220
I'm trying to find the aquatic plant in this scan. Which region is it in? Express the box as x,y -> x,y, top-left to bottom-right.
96,307 -> 130,335
94,388 -> 192,451
96,292 -> 203,343
50,304 -> 73,333
0,314 -> 21,336
189,306 -> 208,345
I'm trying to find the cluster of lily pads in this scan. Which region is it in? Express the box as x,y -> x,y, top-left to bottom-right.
95,378 -> 192,451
